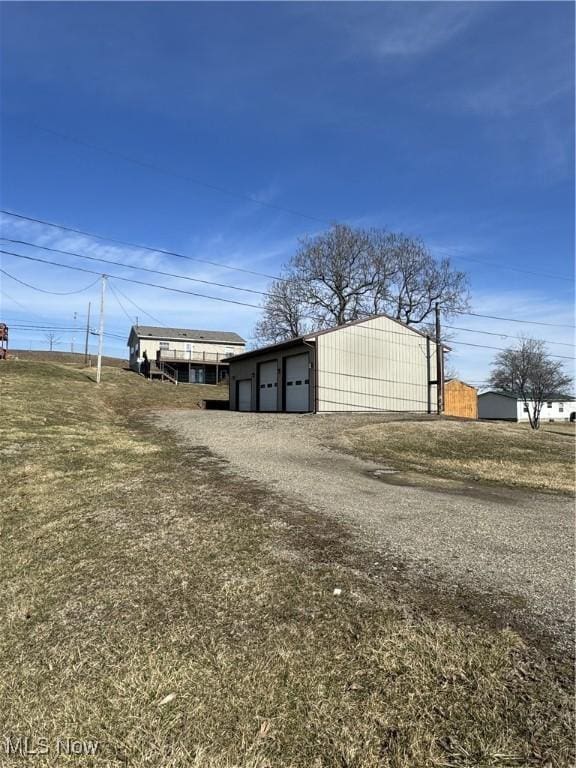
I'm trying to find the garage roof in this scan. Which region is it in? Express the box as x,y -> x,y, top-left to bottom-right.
227,312 -> 446,363
226,336 -> 313,362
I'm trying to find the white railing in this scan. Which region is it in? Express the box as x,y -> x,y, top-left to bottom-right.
157,349 -> 235,363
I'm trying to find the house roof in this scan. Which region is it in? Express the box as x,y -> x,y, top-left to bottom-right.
226,312 -> 447,363
479,390 -> 575,401
128,326 -> 245,344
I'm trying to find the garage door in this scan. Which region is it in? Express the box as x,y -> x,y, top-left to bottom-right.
258,360 -> 278,411
285,353 -> 310,412
237,379 -> 252,411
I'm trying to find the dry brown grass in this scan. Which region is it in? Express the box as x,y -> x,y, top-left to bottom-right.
338,419 -> 576,494
8,348 -> 128,367
0,361 -> 573,767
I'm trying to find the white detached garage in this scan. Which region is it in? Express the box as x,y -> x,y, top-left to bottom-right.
227,314 -> 444,414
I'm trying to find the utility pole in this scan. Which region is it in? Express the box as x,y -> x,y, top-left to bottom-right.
84,301 -> 91,365
426,335 -> 432,414
435,301 -> 443,415
71,311 -> 77,353
96,276 -> 107,384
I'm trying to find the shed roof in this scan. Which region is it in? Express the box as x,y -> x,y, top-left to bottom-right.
445,378 -> 478,390
478,390 -> 518,400
129,326 -> 245,344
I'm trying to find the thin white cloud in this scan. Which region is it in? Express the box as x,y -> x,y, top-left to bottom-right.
367,4 -> 480,58
459,70 -> 571,118
0,213 -> 290,355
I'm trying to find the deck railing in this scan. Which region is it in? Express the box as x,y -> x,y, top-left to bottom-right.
157,349 -> 235,363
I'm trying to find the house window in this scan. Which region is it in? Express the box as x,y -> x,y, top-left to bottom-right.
523,405 -> 529,412
159,341 -> 169,350
559,403 -> 564,412
547,401 -> 552,408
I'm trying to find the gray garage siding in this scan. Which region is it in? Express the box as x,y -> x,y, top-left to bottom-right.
316,315 -> 437,413
228,341 -> 316,412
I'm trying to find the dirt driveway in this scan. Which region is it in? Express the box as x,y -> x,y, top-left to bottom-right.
155,411 -> 574,653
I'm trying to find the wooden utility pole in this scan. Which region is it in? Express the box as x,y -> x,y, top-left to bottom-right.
71,311 -> 77,353
426,335 -> 432,414
84,301 -> 91,365
435,301 -> 443,415
96,276 -> 107,384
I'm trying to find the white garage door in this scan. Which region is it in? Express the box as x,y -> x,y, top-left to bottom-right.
285,353 -> 310,412
258,360 -> 278,411
237,379 -> 252,411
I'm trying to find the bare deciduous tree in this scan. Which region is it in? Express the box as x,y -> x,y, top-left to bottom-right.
488,337 -> 572,430
383,234 -> 469,325
293,224 -> 376,328
253,224 -> 469,345
253,275 -> 309,345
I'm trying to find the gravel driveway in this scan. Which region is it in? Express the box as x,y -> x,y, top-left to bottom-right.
155,410 -> 574,653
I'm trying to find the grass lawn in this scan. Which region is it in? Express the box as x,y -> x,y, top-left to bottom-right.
337,419 -> 576,494
9,348 -> 129,368
0,361 -> 573,767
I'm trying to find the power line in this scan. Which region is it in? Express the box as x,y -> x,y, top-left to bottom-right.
3,211 -> 574,328
455,310 -> 574,329
9,324 -> 80,330
108,281 -> 136,324
318,383 -> 429,408
3,249 -> 574,361
444,324 -> 575,348
444,337 -> 575,361
10,327 -> 124,342
109,283 -> 165,326
0,248 -> 262,310
0,209 -> 281,281
2,119 -> 573,283
0,236 -> 270,298
433,245 -> 572,282
0,266 -> 101,295
2,116 -> 326,225
8,321 -> 126,339
319,321 -> 576,361
0,288 -> 53,322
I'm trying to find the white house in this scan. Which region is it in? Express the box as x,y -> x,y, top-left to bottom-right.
227,313 -> 446,413
127,326 -> 245,384
478,391 -> 575,422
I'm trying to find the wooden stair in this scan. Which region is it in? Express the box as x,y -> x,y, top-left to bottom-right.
149,361 -> 178,384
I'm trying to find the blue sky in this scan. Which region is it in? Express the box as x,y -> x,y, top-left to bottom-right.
0,1 -> 574,384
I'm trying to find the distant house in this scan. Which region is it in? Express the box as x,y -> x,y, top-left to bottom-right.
127,326 -> 245,384
226,313 -> 446,413
444,379 -> 478,419
478,391 -> 575,422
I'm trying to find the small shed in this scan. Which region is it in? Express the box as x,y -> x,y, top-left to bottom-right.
444,379 -> 478,419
